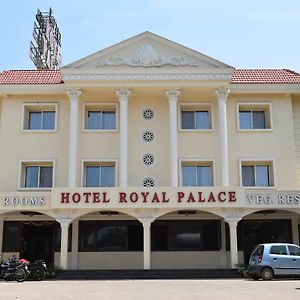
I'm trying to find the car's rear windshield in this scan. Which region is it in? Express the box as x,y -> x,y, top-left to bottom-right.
252,245 -> 264,256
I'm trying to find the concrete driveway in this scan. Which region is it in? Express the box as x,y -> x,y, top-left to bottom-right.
1,279 -> 300,300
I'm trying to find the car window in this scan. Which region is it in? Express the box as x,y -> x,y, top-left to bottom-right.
288,245 -> 300,256
270,245 -> 287,255
252,245 -> 264,256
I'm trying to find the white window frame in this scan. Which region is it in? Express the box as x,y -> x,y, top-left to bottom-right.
179,159 -> 216,186
81,159 -> 118,187
178,103 -> 214,132
21,103 -> 58,132
82,103 -> 118,132
239,158 -> 276,189
18,159 -> 55,190
237,102 -> 273,132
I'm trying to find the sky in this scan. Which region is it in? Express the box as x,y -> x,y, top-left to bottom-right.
1,0 -> 300,71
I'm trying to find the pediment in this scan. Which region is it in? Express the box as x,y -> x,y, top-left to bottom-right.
63,32 -> 232,69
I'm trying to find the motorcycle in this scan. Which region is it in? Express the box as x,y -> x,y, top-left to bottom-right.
19,259 -> 47,281
0,257 -> 27,282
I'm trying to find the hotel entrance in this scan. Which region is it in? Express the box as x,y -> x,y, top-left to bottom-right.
20,222 -> 55,264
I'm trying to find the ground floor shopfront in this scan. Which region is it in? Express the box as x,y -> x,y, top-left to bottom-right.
0,187 -> 300,270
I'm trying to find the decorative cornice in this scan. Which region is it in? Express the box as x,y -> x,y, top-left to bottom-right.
63,73 -> 232,82
96,44 -> 201,68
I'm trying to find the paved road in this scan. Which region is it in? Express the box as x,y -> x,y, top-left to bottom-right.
0,279 -> 300,300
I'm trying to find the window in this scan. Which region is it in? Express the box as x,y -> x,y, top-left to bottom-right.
241,161 -> 274,187
3,222 -> 21,252
84,104 -> 117,130
288,245 -> 300,256
238,103 -> 272,130
23,103 -> 57,131
270,245 -> 287,255
180,104 -> 212,130
151,220 -> 220,251
20,161 -> 54,189
78,221 -> 143,251
181,161 -> 213,186
84,162 -> 116,187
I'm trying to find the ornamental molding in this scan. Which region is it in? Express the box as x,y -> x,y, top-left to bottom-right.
63,73 -> 232,82
96,44 -> 201,68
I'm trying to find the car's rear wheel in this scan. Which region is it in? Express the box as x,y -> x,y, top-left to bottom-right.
250,275 -> 260,280
261,267 -> 274,280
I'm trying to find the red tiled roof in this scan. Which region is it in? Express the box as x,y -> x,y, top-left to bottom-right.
1,69 -> 300,85
231,69 -> 300,84
0,70 -> 63,85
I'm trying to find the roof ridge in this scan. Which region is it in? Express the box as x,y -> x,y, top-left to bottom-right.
283,69 -> 300,75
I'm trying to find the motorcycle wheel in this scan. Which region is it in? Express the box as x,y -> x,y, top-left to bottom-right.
33,266 -> 45,281
15,268 -> 27,282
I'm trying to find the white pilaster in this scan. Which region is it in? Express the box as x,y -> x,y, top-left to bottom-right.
219,219 -> 227,268
140,219 -> 153,270
166,89 -> 181,187
67,88 -> 81,187
71,219 -> 79,270
0,217 -> 4,257
291,217 -> 299,245
215,88 -> 230,186
58,219 -> 72,270
226,218 -> 240,269
116,89 -> 131,188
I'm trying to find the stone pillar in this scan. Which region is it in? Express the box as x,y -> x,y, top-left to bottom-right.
116,89 -> 131,187
215,88 -> 230,186
71,219 -> 79,270
219,219 -> 227,268
226,218 -> 240,269
166,89 -> 181,187
58,219 -> 72,270
291,217 -> 299,245
0,217 -> 4,257
140,219 -> 153,270
67,88 -> 81,187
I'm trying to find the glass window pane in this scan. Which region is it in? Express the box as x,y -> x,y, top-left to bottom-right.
239,111 -> 252,129
87,111 -> 101,129
39,166 -> 53,187
169,224 -> 202,250
3,222 -> 20,252
181,111 -> 195,129
100,166 -> 115,187
270,245 -> 287,255
80,223 -> 95,250
28,112 -> 42,129
42,111 -> 55,130
288,245 -> 300,256
102,111 -> 116,130
253,111 -> 266,129
25,166 -> 39,187
182,166 -> 196,186
197,166 -> 213,186
182,166 -> 197,186
255,165 -> 269,186
242,166 -> 255,186
86,166 -> 100,187
195,111 -> 210,129
96,225 -> 127,251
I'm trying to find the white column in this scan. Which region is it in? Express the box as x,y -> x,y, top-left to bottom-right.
219,219 -> 227,268
215,88 -> 230,186
140,219 -> 153,270
71,219 -> 79,270
116,89 -> 131,188
291,217 -> 299,245
67,88 -> 81,187
226,218 -> 240,269
166,89 -> 181,187
58,219 -> 71,270
0,217 -> 4,257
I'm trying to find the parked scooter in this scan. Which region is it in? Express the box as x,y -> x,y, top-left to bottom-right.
0,257 -> 27,282
19,259 -> 47,280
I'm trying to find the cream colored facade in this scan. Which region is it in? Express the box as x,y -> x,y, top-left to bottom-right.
1,32 -> 300,270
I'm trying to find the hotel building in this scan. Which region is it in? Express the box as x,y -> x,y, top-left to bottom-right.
0,32 -> 300,270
